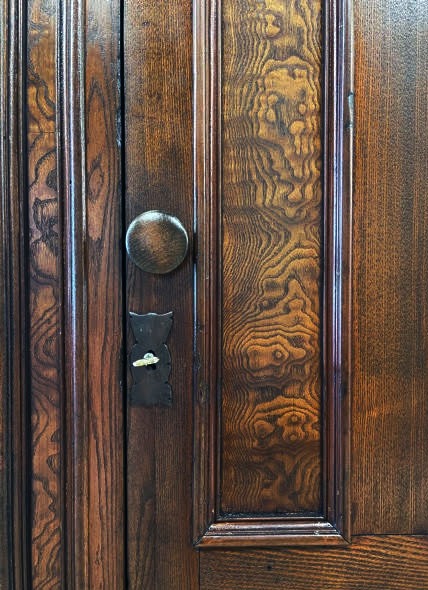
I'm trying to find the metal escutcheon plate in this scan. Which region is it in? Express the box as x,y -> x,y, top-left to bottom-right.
125,210 -> 189,274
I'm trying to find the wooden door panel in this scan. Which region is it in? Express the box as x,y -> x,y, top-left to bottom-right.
353,0 -> 428,535
1,0 -> 427,587
84,2 -> 125,585
220,0 -> 323,516
193,0 -> 351,547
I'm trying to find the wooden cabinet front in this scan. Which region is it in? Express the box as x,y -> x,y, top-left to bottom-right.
0,0 -> 427,588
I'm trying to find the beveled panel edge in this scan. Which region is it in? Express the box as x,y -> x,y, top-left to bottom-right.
196,520 -> 347,549
322,0 -> 353,543
193,0 -> 353,547
193,0 -> 221,543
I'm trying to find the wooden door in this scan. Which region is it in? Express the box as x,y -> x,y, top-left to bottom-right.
1,0 -> 427,588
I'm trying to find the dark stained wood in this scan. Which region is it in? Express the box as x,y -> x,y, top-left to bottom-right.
60,1 -> 89,586
85,0 -> 125,586
61,0 -> 125,587
1,0 -> 427,586
0,2 -> 9,584
194,0 -> 352,547
124,0 -> 198,587
221,0 -> 324,516
323,0 -> 353,542
200,536 -> 428,589
27,0 -> 63,586
0,1 -> 28,588
353,0 -> 428,534
0,203 -> 7,587
126,211 -> 189,274
193,0 -> 221,544
129,311 -> 173,407
0,2 -> 15,586
1,0 -> 125,587
198,520 -> 348,548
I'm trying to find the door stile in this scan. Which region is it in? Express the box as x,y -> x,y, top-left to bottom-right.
59,0 -> 126,585
123,0 -> 199,587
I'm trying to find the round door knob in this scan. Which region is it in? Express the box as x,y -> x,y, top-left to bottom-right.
125,210 -> 189,274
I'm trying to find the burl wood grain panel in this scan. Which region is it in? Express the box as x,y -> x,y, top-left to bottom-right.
27,0 -> 63,586
201,536 -> 428,589
85,0 -> 125,586
353,0 -> 428,533
221,0 -> 323,514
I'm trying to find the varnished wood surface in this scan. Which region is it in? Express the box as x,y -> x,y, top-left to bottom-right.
1,0 -> 126,587
200,536 -> 428,589
221,0 -> 323,514
61,1 -> 89,586
85,0 -> 125,587
1,0 -> 427,586
124,0 -> 198,588
27,1 -> 63,586
194,0 -> 351,546
353,0 -> 428,534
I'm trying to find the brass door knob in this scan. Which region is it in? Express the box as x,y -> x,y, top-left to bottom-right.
125,210 -> 189,274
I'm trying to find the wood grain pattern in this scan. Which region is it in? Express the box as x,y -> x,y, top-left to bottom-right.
353,0 -> 428,534
200,536 -> 428,589
194,0 -> 351,546
1,1 -> 125,587
27,0 -> 63,586
85,1 -> 125,587
2,0 -> 426,585
124,0 -> 198,587
221,0 -> 323,514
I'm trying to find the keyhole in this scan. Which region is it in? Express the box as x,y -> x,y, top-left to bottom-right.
146,350 -> 157,370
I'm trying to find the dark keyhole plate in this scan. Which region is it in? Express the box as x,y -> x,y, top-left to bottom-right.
129,311 -> 173,407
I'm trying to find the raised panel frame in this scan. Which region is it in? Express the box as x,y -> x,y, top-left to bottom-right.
193,0 -> 353,547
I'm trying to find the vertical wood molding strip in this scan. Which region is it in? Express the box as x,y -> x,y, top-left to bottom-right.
60,0 -> 89,587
